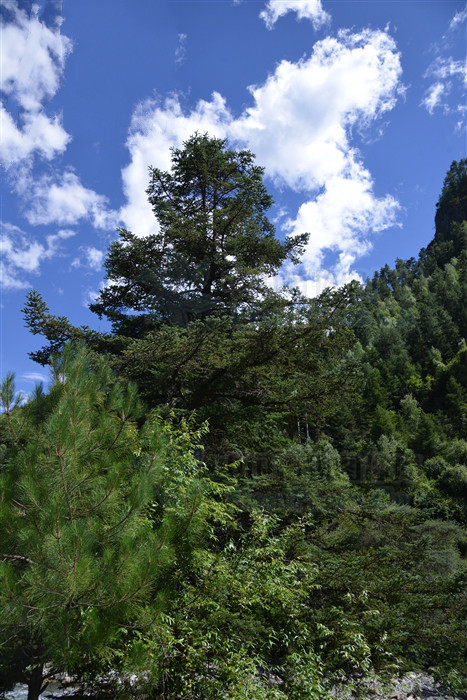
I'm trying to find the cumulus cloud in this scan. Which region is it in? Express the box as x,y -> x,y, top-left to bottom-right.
230,30 -> 403,190
1,3 -> 118,236
120,92 -> 231,238
280,161 -> 399,290
0,107 -> 70,167
0,2 -> 72,167
260,0 -> 330,30
83,247 -> 105,270
82,280 -> 109,309
24,170 -> 120,230
119,29 -> 403,287
0,3 -> 71,111
1,224 -> 76,290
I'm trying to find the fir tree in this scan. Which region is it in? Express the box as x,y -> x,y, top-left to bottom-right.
90,133 -> 308,333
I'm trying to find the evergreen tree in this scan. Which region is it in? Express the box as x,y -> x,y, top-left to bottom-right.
420,158 -> 467,274
0,345 -> 205,700
90,133 -> 308,333
23,133 -> 309,362
16,155 -> 467,694
22,290 -> 115,366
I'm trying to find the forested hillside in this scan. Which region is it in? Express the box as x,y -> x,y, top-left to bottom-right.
1,141 -> 466,699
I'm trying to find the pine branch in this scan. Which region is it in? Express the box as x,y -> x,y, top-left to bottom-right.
1,553 -> 35,565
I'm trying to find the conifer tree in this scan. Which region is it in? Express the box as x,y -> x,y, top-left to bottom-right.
22,133 -> 309,361
0,345 -> 204,700
90,133 -> 308,333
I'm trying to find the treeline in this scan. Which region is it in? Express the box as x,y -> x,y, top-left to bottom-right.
1,139 -> 466,699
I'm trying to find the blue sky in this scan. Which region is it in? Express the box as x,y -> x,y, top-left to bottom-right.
1,0 -> 466,396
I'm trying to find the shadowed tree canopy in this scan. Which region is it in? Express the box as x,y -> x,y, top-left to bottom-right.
434,158 -> 467,240
89,133 -> 308,334
13,149 -> 467,697
0,344 -> 215,700
420,158 -> 467,274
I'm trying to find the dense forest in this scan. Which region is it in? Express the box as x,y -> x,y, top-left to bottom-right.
1,137 -> 466,700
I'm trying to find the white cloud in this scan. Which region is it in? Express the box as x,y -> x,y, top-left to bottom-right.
82,288 -> 100,308
25,170 -> 120,230
447,7 -> 467,33
0,3 -> 72,111
1,224 -> 76,289
0,2 -> 72,167
120,92 -> 231,238
421,57 -> 467,115
230,30 -> 403,190
423,9 -> 467,119
1,3 -> 116,235
119,29 -> 403,288
0,107 -> 70,167
22,372 -> 48,384
175,33 -> 187,66
421,82 -> 446,114
260,0 -> 330,30
280,161 -> 399,288
82,280 -> 109,308
428,57 -> 467,82
84,247 -> 105,270
72,246 -> 105,271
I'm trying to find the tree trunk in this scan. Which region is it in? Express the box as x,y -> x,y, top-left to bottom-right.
27,664 -> 45,700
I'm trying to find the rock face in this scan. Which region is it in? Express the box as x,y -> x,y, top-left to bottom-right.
331,673 -> 467,700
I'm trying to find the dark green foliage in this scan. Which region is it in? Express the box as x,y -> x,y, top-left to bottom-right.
307,506 -> 467,680
112,285 -> 359,467
90,133 -> 308,333
22,290 -> 117,366
13,153 -> 467,695
0,346 -> 212,699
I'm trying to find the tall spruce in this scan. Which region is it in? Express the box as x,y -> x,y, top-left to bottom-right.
89,133 -> 308,333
